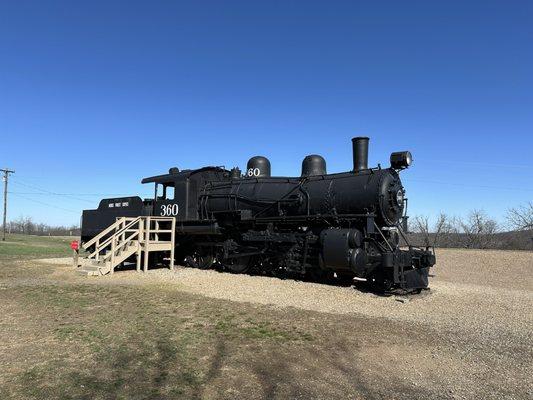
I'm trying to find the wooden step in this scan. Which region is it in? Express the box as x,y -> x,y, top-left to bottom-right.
76,269 -> 99,277
82,265 -> 100,272
99,266 -> 111,275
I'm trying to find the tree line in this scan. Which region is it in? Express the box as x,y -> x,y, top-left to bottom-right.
409,202 -> 533,250
2,216 -> 80,236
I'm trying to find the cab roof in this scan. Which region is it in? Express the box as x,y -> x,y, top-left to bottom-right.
141,166 -> 226,184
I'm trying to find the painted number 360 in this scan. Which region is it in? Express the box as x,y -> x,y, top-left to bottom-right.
160,204 -> 179,216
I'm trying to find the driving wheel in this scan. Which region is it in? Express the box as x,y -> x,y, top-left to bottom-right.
223,255 -> 252,273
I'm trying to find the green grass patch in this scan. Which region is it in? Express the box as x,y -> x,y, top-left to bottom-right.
17,332 -> 204,400
2,269 -> 316,399
214,313 -> 313,342
22,285 -> 95,310
11,286 -> 211,399
0,233 -> 75,258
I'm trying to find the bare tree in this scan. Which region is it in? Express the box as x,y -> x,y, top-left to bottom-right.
459,210 -> 498,249
413,215 -> 431,246
506,202 -> 533,231
432,213 -> 451,247
13,216 -> 26,234
23,216 -> 35,235
412,213 -> 455,247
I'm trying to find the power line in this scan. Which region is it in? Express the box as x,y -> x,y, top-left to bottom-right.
414,159 -> 533,170
11,178 -> 133,198
8,191 -> 127,198
10,180 -> 95,204
403,178 -> 533,192
10,192 -> 79,214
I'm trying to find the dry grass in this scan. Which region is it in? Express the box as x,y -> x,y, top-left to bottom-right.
0,237 -> 532,399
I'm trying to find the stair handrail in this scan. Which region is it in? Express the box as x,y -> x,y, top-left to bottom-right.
87,217 -> 141,260
99,217 -> 139,248
82,217 -> 125,250
102,230 -> 140,261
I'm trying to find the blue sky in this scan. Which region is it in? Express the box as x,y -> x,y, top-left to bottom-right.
0,0 -> 531,227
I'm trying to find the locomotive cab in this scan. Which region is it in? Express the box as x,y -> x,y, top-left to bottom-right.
142,172 -> 194,220
141,166 -> 228,220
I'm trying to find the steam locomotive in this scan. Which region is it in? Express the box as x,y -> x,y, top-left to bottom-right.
81,137 -> 435,292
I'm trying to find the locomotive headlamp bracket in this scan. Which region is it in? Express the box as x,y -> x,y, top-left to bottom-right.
390,151 -> 413,169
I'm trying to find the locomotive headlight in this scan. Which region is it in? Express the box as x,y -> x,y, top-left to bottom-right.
390,151 -> 413,169
395,189 -> 405,206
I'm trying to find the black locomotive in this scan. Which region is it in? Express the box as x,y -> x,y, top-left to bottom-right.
81,137 -> 435,292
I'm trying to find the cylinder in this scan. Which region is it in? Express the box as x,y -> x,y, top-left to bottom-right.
352,137 -> 369,172
246,156 -> 271,178
301,154 -> 326,177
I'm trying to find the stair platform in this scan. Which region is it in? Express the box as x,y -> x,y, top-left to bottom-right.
76,216 -> 176,276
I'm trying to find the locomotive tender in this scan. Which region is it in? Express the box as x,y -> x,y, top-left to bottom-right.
81,137 -> 435,292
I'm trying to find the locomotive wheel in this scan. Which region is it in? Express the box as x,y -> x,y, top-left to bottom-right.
187,251 -> 215,270
196,254 -> 215,270
223,255 -> 252,273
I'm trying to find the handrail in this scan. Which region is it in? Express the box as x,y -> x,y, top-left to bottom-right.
81,216 -> 176,275
102,230 -> 139,261
82,217 -> 125,250
87,217 -> 140,259
97,217 -> 140,250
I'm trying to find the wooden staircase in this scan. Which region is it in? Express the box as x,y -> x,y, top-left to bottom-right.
77,216 -> 176,276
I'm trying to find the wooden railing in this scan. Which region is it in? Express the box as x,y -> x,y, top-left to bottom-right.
84,217 -> 141,261
81,216 -> 176,274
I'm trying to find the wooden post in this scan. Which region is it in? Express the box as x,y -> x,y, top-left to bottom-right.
1,168 -> 15,242
136,218 -> 142,273
143,217 -> 150,272
72,249 -> 79,268
95,237 -> 100,262
170,217 -> 175,270
110,236 -> 115,274
70,240 -> 80,268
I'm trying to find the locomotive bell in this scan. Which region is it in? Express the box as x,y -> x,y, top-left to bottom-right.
230,167 -> 242,179
301,154 -> 327,177
246,156 -> 271,178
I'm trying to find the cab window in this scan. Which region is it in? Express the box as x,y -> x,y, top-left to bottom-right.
165,185 -> 175,200
155,183 -> 175,200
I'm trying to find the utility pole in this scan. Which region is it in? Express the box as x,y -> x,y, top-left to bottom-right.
1,168 -> 14,241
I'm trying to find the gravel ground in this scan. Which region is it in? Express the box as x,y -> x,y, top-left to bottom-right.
83,248 -> 531,341
34,248 -> 533,399
39,249 -> 533,343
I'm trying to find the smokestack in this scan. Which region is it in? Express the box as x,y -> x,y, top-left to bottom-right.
352,137 -> 369,172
